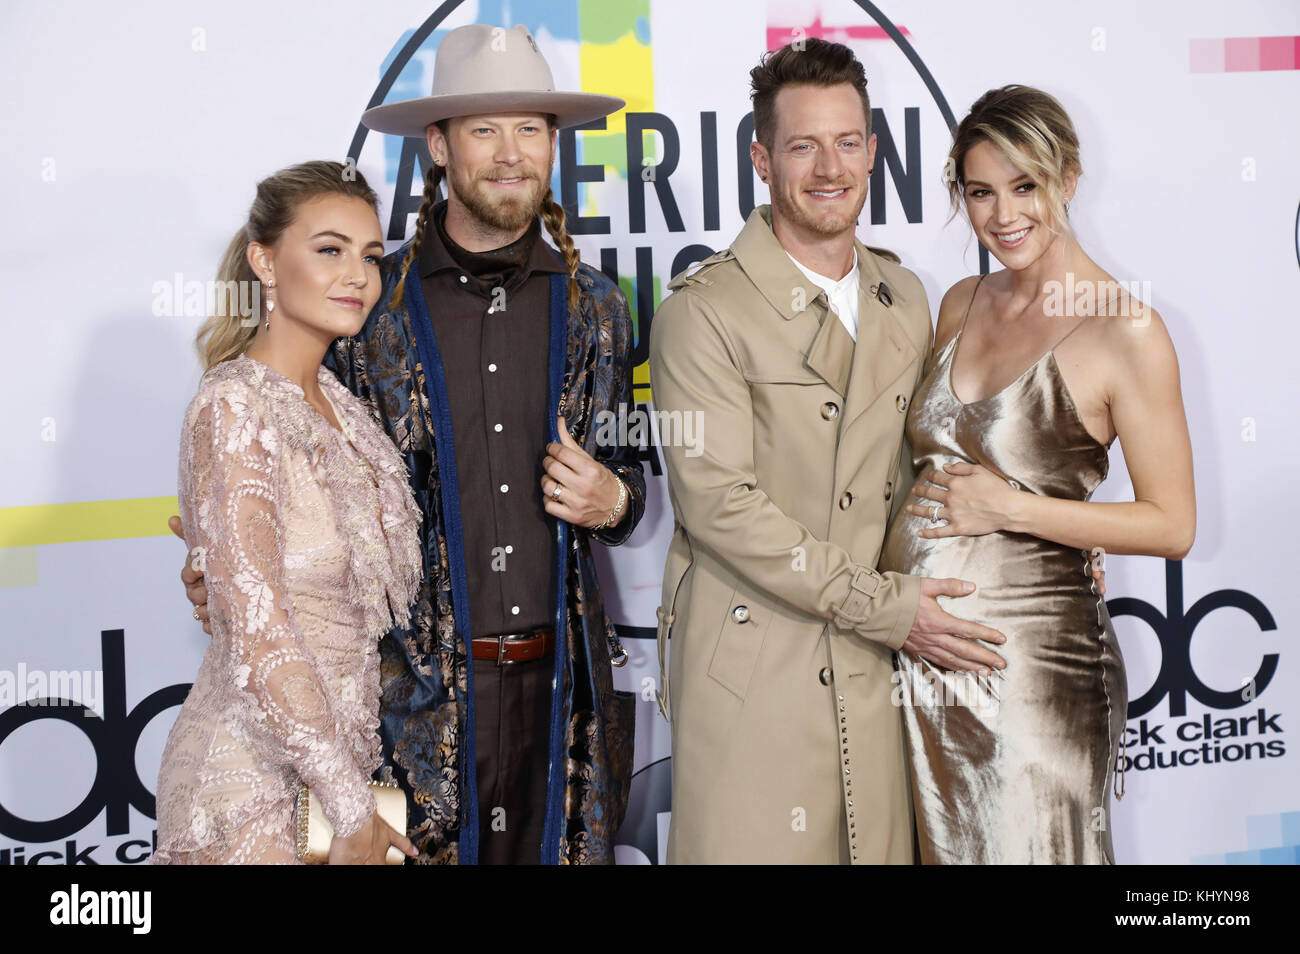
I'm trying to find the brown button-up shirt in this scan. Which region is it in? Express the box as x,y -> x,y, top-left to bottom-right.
419,202 -> 564,637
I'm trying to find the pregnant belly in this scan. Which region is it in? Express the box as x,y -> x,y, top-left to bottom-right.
881,506 -> 1110,681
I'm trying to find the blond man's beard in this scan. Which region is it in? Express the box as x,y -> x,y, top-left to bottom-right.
447,162 -> 550,233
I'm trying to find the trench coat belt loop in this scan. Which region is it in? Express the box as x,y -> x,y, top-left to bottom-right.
655,605 -> 674,721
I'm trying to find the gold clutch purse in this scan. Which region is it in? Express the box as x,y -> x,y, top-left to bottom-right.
295,780 -> 408,865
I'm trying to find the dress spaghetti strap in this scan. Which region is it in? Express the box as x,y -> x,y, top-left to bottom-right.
956,273 -> 987,340
1047,313 -> 1090,354
944,273 -> 987,372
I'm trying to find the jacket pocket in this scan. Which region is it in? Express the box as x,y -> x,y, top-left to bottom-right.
706,591 -> 772,701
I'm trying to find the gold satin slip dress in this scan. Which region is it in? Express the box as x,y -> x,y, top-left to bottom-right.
880,275 -> 1127,864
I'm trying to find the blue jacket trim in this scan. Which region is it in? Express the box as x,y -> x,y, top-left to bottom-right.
402,269 -> 480,865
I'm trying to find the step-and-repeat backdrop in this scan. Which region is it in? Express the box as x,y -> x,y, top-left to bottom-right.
2,0 -> 1296,865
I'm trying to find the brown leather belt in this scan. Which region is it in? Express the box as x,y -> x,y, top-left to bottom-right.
470,628 -> 555,666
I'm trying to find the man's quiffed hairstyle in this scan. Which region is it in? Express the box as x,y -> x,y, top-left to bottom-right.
750,38 -> 872,151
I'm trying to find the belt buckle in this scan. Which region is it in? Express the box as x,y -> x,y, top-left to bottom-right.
496,633 -> 529,666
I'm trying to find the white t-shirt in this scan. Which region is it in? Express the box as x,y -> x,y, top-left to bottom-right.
786,247 -> 860,342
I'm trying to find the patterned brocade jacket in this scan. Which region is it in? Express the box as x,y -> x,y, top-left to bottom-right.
324,242 -> 645,865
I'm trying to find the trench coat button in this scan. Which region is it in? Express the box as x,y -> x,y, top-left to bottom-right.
839,491 -> 853,510
820,401 -> 840,421
818,666 -> 833,686
896,394 -> 908,412
732,605 -> 750,623
884,480 -> 894,501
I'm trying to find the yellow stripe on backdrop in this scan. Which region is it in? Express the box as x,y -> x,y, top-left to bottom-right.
0,497 -> 179,550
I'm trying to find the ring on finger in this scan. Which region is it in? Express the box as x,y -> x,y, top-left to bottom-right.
193,607 -> 201,621
930,504 -> 941,523
551,483 -> 564,501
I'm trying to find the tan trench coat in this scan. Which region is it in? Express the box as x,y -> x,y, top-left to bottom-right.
649,205 -> 932,864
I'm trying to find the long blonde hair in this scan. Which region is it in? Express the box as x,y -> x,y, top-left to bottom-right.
196,160 -> 380,370
945,85 -> 1081,236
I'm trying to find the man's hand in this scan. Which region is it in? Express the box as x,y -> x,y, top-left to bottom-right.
1089,546 -> 1106,596
328,811 -> 418,865
540,416 -> 624,528
901,577 -> 1007,674
170,515 -> 211,635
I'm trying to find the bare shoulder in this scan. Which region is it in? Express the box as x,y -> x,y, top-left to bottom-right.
934,274 -> 984,352
1088,280 -> 1180,380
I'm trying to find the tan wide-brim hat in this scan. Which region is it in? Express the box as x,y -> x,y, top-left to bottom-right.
362,23 -> 625,137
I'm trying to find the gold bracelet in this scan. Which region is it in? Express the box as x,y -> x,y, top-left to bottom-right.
593,474 -> 627,531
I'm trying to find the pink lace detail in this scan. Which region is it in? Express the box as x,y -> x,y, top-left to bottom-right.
153,356 -> 422,863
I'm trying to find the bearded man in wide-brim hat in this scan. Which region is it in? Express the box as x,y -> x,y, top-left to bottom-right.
332,22 -> 644,864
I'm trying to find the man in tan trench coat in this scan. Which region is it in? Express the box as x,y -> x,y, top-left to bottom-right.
649,39 -> 1009,864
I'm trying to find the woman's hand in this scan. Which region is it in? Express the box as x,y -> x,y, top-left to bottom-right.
909,462 -> 1020,538
328,811 -> 418,865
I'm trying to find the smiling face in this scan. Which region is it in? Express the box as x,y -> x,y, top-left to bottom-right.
247,193 -> 384,340
754,82 -> 876,241
430,112 -> 557,233
961,138 -> 1076,269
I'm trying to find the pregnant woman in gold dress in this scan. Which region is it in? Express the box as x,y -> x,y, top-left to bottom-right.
879,87 -> 1195,864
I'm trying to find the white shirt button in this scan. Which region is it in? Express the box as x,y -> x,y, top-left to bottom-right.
494,423 -> 503,432
488,307 -> 496,315
458,275 -> 468,284
488,363 -> 497,372
510,605 -> 520,615
505,545 -> 513,554
499,484 -> 509,493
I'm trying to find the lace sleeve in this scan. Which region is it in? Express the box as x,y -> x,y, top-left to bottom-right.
180,384 -> 377,838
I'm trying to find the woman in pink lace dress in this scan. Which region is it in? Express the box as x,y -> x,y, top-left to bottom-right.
153,162 -> 422,864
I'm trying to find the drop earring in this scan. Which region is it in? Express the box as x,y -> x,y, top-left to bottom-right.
264,278 -> 275,331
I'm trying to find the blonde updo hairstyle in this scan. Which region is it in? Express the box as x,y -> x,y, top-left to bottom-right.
196,160 -> 380,370
945,85 -> 1081,236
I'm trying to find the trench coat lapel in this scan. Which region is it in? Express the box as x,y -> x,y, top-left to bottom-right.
840,243 -> 917,435
805,308 -> 854,397
730,207 -> 854,395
